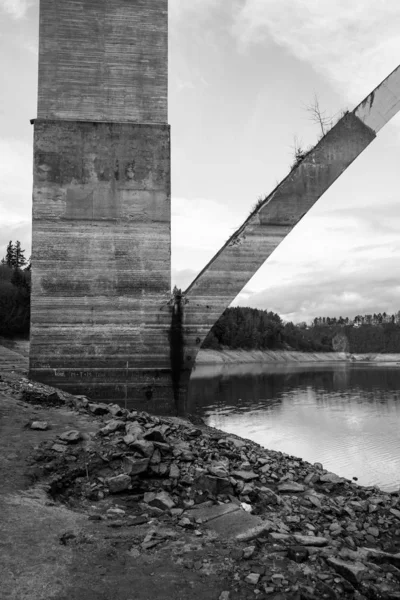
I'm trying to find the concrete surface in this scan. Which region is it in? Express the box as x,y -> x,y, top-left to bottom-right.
30,120 -> 173,411
38,0 -> 168,123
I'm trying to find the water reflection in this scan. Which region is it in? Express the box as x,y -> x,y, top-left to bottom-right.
187,363 -> 400,492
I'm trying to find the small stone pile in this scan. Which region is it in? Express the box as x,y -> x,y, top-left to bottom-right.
28,394 -> 400,599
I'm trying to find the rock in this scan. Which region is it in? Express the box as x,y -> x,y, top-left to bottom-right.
236,520 -> 275,542
30,421 -> 49,431
88,403 -> 109,415
169,463 -> 180,479
194,474 -> 233,496
52,443 -> 68,453
208,462 -> 229,478
147,491 -> 175,511
245,573 -> 260,585
326,557 -> 368,586
278,482 -> 305,493
178,517 -> 192,528
258,486 -> 282,506
288,545 -> 309,563
366,526 -> 379,537
226,436 -> 246,449
231,470 -> 259,482
144,426 -> 169,443
130,439 -> 154,458
107,474 -> 131,493
294,535 -> 328,547
107,404 -> 124,417
99,420 -> 125,435
243,545 -> 256,559
107,507 -> 125,517
123,456 -> 149,476
59,430 -> 81,443
390,508 -> 400,520
319,472 -> 344,484
219,592 -> 230,600
125,422 -> 144,440
150,448 -> 162,465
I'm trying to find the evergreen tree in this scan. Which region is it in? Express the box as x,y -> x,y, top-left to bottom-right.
5,241 -> 15,268
14,241 -> 27,269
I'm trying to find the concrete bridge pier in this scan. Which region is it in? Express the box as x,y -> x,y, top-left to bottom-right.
30,0 -> 178,414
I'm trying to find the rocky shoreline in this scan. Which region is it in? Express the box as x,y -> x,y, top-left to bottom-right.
11,377 -> 399,600
196,349 -> 400,365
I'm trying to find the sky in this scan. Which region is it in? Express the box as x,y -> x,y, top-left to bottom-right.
1,0 -> 400,323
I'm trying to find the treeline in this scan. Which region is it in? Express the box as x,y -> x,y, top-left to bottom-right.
202,307 -> 400,354
203,307 -> 332,352
0,241 -> 31,336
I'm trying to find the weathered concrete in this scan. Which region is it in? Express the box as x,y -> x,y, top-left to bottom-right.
38,0 -> 168,123
354,65 -> 400,133
30,120 -> 173,412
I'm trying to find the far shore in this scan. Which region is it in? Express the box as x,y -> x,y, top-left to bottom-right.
196,348 -> 400,365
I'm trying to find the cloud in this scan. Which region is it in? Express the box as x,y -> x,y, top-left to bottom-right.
0,139 -> 32,257
0,0 -> 31,19
232,0 -> 400,106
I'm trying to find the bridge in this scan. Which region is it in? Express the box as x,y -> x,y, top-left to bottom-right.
29,0 -> 400,414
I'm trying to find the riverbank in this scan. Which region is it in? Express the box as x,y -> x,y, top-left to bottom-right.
1,345 -> 400,599
197,349 -> 400,365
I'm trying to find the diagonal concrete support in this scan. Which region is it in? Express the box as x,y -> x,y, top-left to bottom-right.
176,65 -> 400,412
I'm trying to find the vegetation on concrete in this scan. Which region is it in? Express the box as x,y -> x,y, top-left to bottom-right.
0,240 -> 31,336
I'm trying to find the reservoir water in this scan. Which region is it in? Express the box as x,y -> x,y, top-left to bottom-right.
187,362 -> 400,492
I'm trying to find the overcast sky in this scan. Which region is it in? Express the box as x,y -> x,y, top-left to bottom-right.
1,0 -> 400,323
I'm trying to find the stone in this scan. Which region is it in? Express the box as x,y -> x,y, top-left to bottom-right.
107,474 -> 131,493
208,462 -> 229,478
125,422 -> 144,440
226,437 -> 246,449
294,535 -> 328,547
107,404 -> 124,417
278,482 -> 305,493
51,443 -> 68,453
30,421 -> 49,430
390,508 -> 400,520
147,491 -> 175,511
319,472 -> 344,484
245,573 -> 260,585
258,486 -> 282,506
288,546 -> 309,563
194,474 -> 233,496
130,439 -> 154,458
326,557 -> 368,586
150,448 -> 162,464
107,507 -> 125,517
219,592 -> 230,600
144,426 -> 169,443
169,463 -> 180,479
59,430 -> 81,443
88,403 -> 109,415
123,456 -> 149,476
178,517 -> 192,528
366,526 -> 379,537
236,520 -> 275,542
243,545 -> 256,559
99,420 -> 125,435
231,470 -> 259,482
